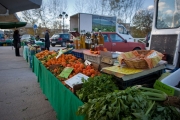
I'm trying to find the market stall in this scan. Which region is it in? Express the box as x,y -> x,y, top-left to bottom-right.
33,56 -> 84,120
22,43 -> 44,68
27,31 -> 180,119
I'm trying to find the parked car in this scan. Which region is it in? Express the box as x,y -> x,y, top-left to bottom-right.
95,32 -> 145,52
39,38 -> 45,42
50,33 -> 70,47
21,34 -> 35,42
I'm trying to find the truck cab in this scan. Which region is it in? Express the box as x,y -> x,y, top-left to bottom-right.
148,0 -> 180,69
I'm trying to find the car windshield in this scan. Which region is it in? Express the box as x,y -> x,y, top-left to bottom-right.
21,34 -> 30,39
157,0 -> 180,29
102,34 -> 109,42
60,34 -> 69,39
110,34 -> 123,42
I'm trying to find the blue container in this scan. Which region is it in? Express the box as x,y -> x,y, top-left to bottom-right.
71,51 -> 84,60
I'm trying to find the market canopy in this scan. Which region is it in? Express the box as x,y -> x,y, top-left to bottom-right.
0,0 -> 42,15
0,22 -> 27,29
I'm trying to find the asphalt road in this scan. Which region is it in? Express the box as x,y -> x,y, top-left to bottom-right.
0,46 -> 62,120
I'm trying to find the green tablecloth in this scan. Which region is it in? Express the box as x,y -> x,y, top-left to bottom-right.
33,56 -> 84,120
35,41 -> 45,47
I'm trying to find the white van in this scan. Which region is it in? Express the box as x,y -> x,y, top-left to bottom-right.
116,24 -> 134,42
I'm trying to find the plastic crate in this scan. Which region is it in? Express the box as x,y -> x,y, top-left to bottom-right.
65,49 -> 84,59
83,50 -> 101,64
71,49 -> 84,60
113,69 -> 163,89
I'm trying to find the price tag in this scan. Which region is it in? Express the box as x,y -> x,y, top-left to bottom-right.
65,73 -> 89,88
84,60 -> 91,65
59,67 -> 74,78
153,80 -> 175,95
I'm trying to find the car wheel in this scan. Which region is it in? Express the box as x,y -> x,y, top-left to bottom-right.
61,42 -> 66,47
133,47 -> 141,50
51,44 -> 55,47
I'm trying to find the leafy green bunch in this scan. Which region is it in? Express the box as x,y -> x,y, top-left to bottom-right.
77,87 -> 180,120
76,74 -> 118,102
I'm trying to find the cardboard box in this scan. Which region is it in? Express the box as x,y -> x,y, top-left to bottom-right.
100,51 -> 119,69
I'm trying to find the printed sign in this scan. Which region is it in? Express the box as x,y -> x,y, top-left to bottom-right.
154,80 -> 174,95
65,73 -> 89,88
59,67 -> 74,78
84,60 -> 91,65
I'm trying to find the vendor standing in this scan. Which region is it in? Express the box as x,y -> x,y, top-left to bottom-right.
13,30 -> 21,56
44,30 -> 50,50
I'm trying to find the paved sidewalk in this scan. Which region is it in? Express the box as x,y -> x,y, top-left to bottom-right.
0,47 -> 56,120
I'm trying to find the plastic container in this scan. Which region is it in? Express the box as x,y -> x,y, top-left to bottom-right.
161,68 -> 180,96
71,49 -> 84,60
65,49 -> 84,59
83,50 -> 101,64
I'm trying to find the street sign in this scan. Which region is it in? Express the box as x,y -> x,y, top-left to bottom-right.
33,24 -> 37,29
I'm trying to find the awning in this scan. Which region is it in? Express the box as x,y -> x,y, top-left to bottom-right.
0,0 -> 42,14
0,22 -> 27,29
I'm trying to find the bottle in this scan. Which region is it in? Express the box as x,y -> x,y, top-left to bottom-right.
90,32 -> 95,51
98,30 -> 104,45
94,34 -> 98,51
80,30 -> 86,49
82,33 -> 86,49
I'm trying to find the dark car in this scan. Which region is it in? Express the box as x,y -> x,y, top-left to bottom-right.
95,32 -> 145,52
50,33 -> 70,47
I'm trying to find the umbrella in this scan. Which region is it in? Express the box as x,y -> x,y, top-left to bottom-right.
0,0 -> 42,14
0,22 -> 27,29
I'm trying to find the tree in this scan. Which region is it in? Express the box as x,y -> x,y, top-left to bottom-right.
108,0 -> 144,23
19,0 -> 68,36
73,0 -> 88,13
132,9 -> 153,37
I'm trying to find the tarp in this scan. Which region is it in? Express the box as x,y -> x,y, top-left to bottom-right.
0,22 -> 27,29
0,0 -> 42,14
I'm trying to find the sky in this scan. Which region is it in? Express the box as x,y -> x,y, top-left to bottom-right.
66,0 -> 155,16
17,0 -> 155,26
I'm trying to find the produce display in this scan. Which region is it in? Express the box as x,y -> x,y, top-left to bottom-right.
77,85 -> 180,120
35,50 -> 100,81
76,74 -> 118,102
34,49 -> 180,119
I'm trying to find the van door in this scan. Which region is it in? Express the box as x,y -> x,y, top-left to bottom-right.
109,33 -> 129,52
102,33 -> 112,51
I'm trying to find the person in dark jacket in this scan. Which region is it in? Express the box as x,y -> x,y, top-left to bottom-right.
44,30 -> 50,50
13,30 -> 21,56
